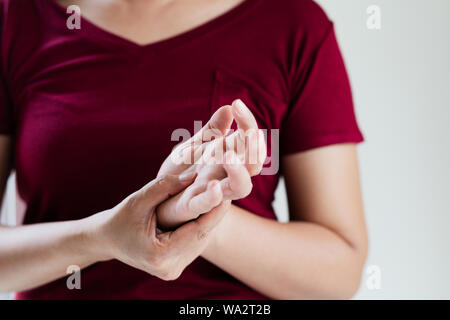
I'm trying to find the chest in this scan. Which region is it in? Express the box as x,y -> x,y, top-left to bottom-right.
8,1 -> 288,210
14,55 -> 213,197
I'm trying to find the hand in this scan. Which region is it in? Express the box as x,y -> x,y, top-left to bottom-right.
155,100 -> 266,229
94,174 -> 230,281
158,99 -> 267,182
156,151 -> 253,229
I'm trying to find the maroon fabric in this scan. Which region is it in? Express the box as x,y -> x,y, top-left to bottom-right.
0,0 -> 363,299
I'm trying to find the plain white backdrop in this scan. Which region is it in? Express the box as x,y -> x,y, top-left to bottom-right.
1,0 -> 450,299
274,0 -> 450,299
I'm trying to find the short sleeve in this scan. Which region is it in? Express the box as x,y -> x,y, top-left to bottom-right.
281,23 -> 364,155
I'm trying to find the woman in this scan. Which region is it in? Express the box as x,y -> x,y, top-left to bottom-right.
0,0 -> 368,299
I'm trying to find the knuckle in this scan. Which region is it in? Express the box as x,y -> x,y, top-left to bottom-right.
197,229 -> 209,240
157,175 -> 168,186
124,194 -> 139,210
159,174 -> 178,189
142,186 -> 154,200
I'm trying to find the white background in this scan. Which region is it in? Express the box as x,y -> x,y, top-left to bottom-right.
275,0 -> 450,299
1,0 -> 450,299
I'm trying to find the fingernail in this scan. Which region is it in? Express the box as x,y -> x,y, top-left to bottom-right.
179,171 -> 196,182
233,99 -> 247,115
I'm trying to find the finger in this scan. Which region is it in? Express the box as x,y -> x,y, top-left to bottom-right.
200,136 -> 227,165
137,172 -> 197,210
231,99 -> 259,133
223,130 -> 245,159
257,129 -> 267,169
188,180 -> 223,216
163,106 -> 232,170
171,141 -> 211,169
223,128 -> 266,176
245,129 -> 267,176
193,200 -> 230,234
171,200 -> 230,243
220,151 -> 253,200
193,105 -> 234,143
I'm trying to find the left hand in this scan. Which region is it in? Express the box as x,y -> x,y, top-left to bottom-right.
96,173 -> 231,281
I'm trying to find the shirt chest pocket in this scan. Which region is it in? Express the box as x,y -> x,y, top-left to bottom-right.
210,68 -> 287,131
210,67 -> 286,177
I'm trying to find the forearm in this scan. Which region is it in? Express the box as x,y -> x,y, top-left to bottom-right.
0,212 -> 109,293
202,205 -> 366,299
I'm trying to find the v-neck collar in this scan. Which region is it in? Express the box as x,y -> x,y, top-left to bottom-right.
47,0 -> 260,54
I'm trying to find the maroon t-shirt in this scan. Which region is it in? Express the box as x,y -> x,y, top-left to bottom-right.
1,0 -> 363,299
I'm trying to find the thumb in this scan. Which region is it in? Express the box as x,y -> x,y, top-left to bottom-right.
170,200 -> 230,244
192,105 -> 234,143
231,99 -> 259,132
135,172 -> 197,210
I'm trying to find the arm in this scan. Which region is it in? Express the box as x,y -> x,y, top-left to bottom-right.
0,169 -> 243,293
0,101 -> 257,293
0,213 -> 108,292
0,135 -> 114,292
202,144 -> 368,299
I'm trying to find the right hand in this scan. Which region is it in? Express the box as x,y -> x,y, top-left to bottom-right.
155,100 -> 267,229
92,173 -> 230,281
158,99 -> 267,182
156,150 -> 254,229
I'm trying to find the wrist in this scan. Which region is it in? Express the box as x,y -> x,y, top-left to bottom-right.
202,203 -> 234,260
79,210 -> 115,263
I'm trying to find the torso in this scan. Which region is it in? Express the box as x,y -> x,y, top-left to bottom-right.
0,0 -> 356,299
7,0 -> 284,299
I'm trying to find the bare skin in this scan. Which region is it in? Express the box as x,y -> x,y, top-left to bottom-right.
0,109 -> 257,293
0,0 -> 368,299
56,0 -> 245,46
156,100 -> 265,229
202,144 -> 368,299
0,172 -> 233,292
